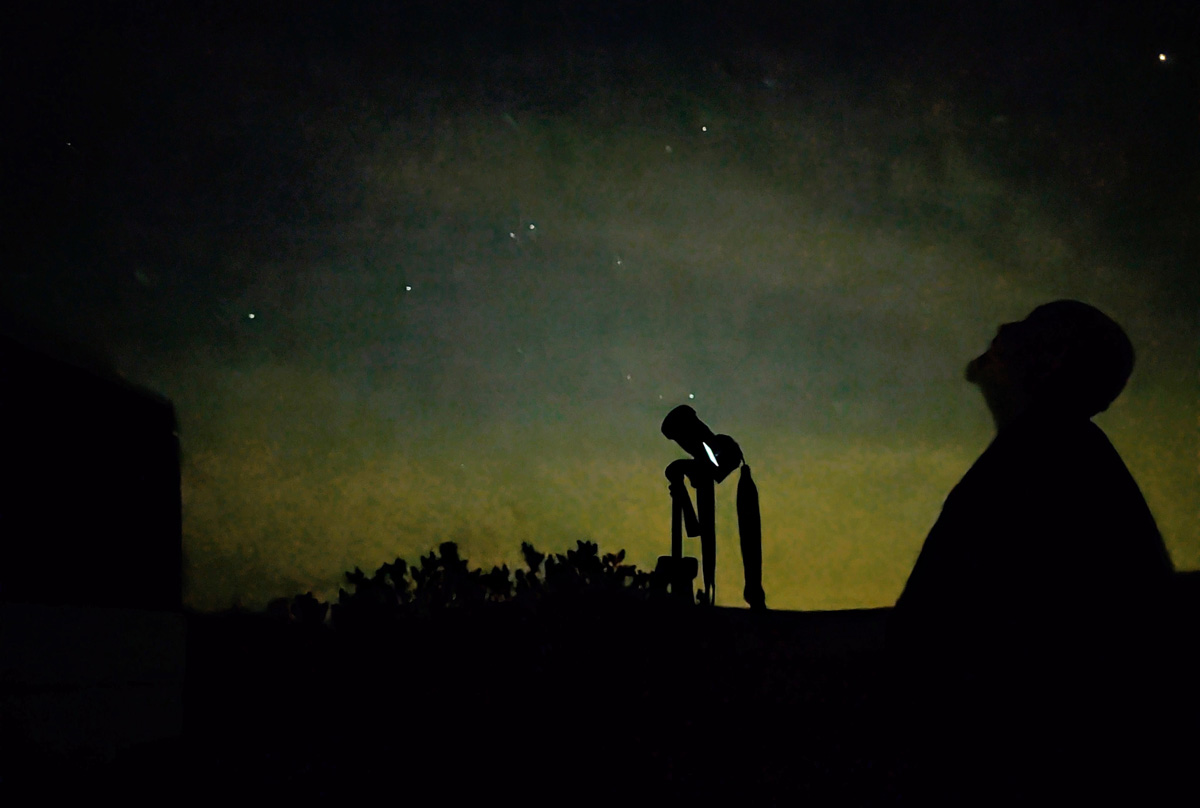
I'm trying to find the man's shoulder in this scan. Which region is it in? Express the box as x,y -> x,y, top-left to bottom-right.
1042,419 -> 1134,485
945,415 -> 1135,527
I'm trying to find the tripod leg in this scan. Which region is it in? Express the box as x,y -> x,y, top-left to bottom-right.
671,485 -> 684,560
696,477 -> 716,604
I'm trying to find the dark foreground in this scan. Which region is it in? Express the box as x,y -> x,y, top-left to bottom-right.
187,606 -> 894,803
4,605 -> 894,802
4,597 -> 1198,804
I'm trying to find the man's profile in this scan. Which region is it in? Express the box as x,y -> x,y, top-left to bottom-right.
889,300 -> 1174,798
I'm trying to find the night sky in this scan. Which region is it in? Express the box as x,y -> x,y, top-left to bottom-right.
4,1 -> 1197,611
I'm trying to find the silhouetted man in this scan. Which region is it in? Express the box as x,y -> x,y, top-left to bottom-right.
889,300 -> 1174,800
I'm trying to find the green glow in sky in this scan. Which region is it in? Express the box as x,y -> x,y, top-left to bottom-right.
6,6 -> 1196,611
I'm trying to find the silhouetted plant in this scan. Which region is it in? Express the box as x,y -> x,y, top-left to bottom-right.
309,539 -> 659,628
513,541 -> 547,604
264,597 -> 291,623
482,564 -> 513,602
543,541 -> 652,603
292,591 -> 328,626
332,559 -> 408,628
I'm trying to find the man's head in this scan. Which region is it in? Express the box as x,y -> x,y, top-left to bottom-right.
966,300 -> 1135,429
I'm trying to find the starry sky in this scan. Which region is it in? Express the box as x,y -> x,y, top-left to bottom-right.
4,1 -> 1197,611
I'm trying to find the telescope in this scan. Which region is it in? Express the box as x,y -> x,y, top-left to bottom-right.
657,405 -> 766,609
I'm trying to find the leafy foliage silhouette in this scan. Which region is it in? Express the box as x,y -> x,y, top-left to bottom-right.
279,540 -> 659,627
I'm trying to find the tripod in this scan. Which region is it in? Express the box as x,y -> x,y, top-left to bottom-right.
655,458 -> 715,604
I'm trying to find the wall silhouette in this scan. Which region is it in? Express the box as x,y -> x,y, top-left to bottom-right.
0,333 -> 181,610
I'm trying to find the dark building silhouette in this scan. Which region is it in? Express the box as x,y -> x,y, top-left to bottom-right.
0,333 -> 185,787
0,333 -> 181,610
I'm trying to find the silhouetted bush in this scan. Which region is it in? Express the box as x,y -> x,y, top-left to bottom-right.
291,591 -> 328,626
296,540 -> 658,629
